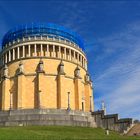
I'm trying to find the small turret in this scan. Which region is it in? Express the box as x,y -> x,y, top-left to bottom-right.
18,61 -> 24,75
38,58 -> 44,73
74,66 -> 80,78
58,60 -> 65,75
3,64 -> 8,78
85,72 -> 90,82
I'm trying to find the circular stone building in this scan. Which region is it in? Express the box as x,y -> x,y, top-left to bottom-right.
0,23 -> 94,112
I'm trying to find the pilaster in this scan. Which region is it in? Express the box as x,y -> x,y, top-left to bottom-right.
16,61 -> 25,109
84,73 -> 94,112
1,78 -> 10,110
36,59 -> 45,109
74,66 -> 82,110
17,73 -> 25,109
1,65 -> 10,110
57,60 -> 65,109
57,74 -> 65,109
37,72 -> 45,109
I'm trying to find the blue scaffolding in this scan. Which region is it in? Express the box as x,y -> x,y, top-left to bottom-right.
2,23 -> 84,50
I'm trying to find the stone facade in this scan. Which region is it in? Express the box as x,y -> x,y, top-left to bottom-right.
0,25 -> 94,112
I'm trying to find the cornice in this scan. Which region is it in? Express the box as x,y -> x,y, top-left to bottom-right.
0,57 -> 87,71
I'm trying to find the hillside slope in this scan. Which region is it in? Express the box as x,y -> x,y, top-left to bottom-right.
0,126 -> 140,140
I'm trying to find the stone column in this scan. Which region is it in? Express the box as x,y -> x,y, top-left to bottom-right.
17,47 -> 20,59
82,57 -> 83,67
9,50 -> 11,62
41,36 -> 43,40
28,45 -> 31,57
58,46 -> 61,58
34,44 -> 37,56
69,49 -> 71,61
46,44 -> 49,56
22,45 -> 25,58
13,48 -> 15,60
80,55 -> 82,66
64,47 -> 66,59
73,51 -> 75,62
85,60 -> 87,70
5,53 -> 7,63
40,44 -> 43,56
77,53 -> 79,64
53,45 -> 55,57
2,55 -> 4,65
83,59 -> 85,68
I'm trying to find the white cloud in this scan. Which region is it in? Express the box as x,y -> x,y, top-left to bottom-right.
93,21 -> 140,120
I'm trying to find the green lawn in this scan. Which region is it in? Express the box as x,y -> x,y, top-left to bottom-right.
0,126 -> 139,140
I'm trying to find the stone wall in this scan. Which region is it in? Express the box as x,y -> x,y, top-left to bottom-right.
0,108 -> 132,134
92,110 -> 133,133
0,109 -> 96,127
0,58 -> 93,112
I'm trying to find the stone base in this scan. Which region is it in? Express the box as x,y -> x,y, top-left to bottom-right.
0,109 -> 96,127
0,109 -> 133,134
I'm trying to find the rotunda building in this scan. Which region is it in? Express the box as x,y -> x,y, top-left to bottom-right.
0,23 -> 94,112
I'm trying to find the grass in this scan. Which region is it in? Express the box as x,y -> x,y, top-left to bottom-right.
0,126 -> 139,140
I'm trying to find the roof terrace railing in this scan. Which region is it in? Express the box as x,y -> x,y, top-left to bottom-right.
1,35 -> 86,57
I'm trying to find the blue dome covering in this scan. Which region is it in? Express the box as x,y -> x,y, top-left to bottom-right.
2,23 -> 84,50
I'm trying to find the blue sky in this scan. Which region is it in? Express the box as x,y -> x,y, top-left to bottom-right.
0,0 -> 140,120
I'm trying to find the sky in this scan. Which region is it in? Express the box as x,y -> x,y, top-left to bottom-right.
0,0 -> 140,120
